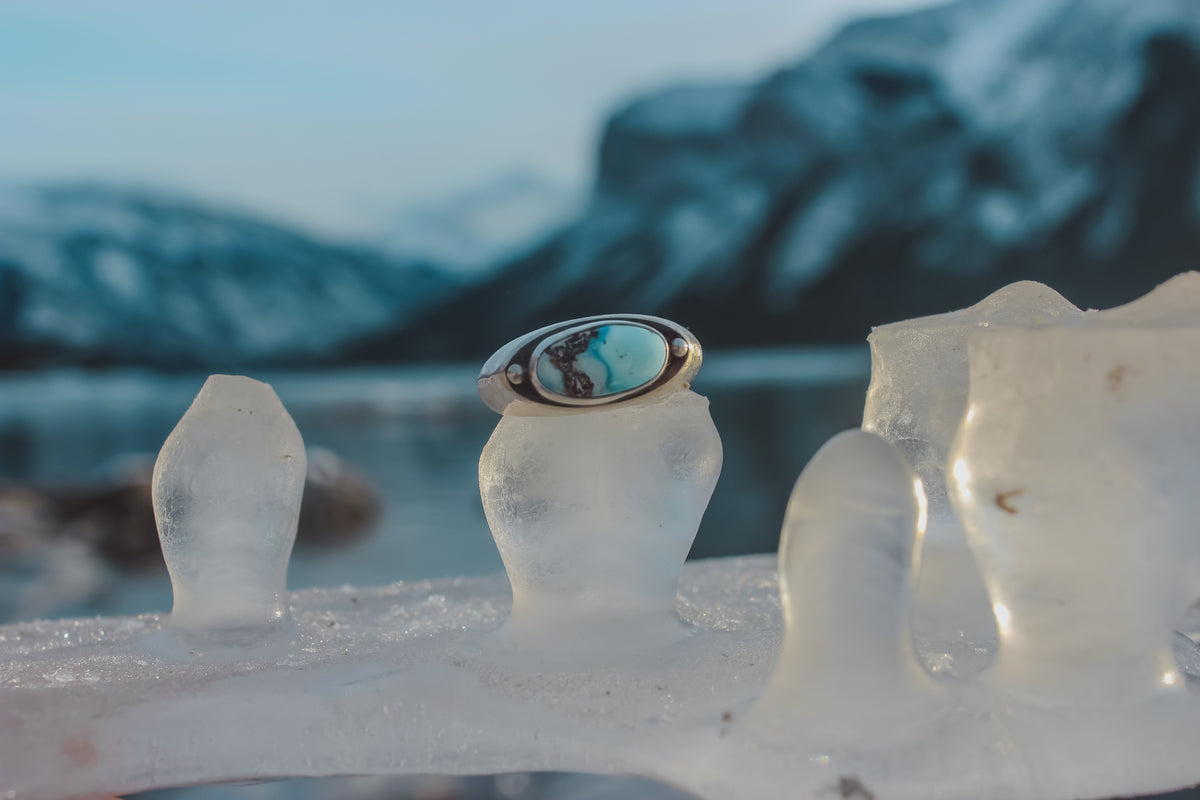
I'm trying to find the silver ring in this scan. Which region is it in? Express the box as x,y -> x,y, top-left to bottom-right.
478,314 -> 703,416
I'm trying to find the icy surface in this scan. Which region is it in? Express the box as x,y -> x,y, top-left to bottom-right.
5,277 -> 1200,800
2,553 -> 1197,800
0,557 -> 780,799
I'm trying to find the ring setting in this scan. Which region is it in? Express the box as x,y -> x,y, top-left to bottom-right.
478,314 -> 703,416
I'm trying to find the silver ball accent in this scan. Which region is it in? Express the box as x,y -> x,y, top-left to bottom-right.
670,338 -> 690,358
506,363 -> 526,385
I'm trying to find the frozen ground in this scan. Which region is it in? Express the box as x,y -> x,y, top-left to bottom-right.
6,279 -> 1200,799
4,547 -> 1197,800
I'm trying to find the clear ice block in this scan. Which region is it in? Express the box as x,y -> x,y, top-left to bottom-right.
153,375 -> 306,636
479,390 -> 722,654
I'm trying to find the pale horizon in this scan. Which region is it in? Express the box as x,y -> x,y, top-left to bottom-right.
0,0 -> 932,241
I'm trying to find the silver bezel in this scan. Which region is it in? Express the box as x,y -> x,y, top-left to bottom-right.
478,314 -> 703,416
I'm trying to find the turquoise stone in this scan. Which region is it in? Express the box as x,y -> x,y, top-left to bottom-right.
535,323 -> 668,399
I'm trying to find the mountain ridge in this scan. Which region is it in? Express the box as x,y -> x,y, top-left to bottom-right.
361,0 -> 1200,362
0,181 -> 452,369
2,0 -> 1199,369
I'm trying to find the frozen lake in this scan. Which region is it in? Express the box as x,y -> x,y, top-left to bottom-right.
0,346 -> 870,621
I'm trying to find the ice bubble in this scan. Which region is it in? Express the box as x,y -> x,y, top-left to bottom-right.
153,375 -> 306,636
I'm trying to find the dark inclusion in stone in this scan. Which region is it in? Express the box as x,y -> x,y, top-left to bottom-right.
544,330 -> 599,398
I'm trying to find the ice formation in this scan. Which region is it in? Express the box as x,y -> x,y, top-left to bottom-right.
862,280 -> 1081,545
739,430 -> 939,746
152,375 -> 306,638
479,390 -> 721,652
3,276 -> 1200,800
950,274 -> 1200,705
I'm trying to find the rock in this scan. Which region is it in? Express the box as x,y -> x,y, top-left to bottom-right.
296,447 -> 381,549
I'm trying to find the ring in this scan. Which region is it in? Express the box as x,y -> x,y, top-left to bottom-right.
477,314 -> 703,416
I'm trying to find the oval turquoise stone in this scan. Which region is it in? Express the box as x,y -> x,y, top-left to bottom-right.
535,323 -> 668,399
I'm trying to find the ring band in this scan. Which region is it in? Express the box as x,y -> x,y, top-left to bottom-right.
478,314 -> 703,416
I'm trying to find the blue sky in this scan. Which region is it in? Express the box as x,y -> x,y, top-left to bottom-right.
0,0 -> 928,239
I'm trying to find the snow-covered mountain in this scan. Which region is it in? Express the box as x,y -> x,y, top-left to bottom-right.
371,0 -> 1200,360
3,0 -> 1199,370
0,183 -> 453,369
379,171 -> 583,282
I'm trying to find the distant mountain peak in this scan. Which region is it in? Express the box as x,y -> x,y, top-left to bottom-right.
385,0 -> 1200,355
379,170 -> 583,281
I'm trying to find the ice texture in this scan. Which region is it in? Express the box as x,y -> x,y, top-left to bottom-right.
5,277 -> 1200,800
950,272 -> 1200,704
153,375 -> 306,635
479,390 -> 721,653
742,431 -> 939,745
0,557 -> 783,800
863,281 -> 1080,545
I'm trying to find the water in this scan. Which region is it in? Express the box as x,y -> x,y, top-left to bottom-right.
0,346 -> 870,621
